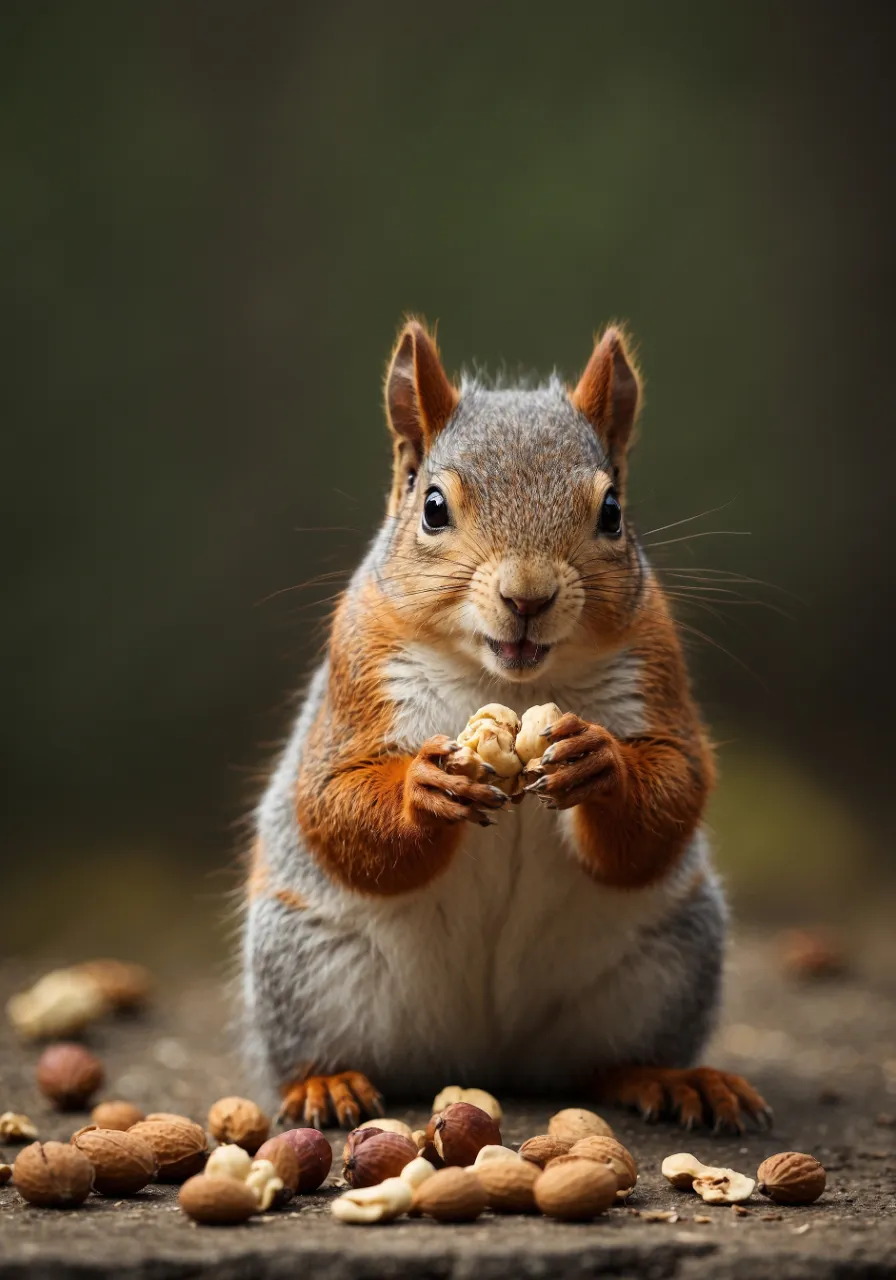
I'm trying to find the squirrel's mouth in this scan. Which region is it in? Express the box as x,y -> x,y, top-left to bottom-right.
485,636 -> 552,670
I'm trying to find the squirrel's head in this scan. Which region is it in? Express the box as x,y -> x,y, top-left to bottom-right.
380,319 -> 644,684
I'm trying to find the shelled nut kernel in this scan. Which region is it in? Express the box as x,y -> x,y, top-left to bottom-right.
245,1158 -> 283,1210
331,1176 -> 412,1224
0,1112 -> 38,1143
519,1134 -> 571,1168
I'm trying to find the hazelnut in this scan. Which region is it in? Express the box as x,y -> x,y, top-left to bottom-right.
36,1042 -> 105,1110
70,1125 -> 156,1196
757,1152 -> 827,1205
515,702 -> 563,765
431,1086 -> 503,1123
569,1136 -> 638,1195
207,1096 -> 269,1154
547,1107 -> 614,1145
357,1116 -> 414,1140
13,1140 -> 94,1208
206,1143 -> 253,1182
519,1134 -> 571,1168
7,969 -> 107,1041
331,1176 -> 412,1224
0,1112 -> 38,1143
0,1163 -> 11,1185
432,1102 -> 502,1166
534,1156 -> 617,1220
343,1125 -> 383,1165
412,1166 -> 487,1222
277,1127 -> 332,1191
343,1131 -> 418,1188
473,1144 -> 522,1167
91,1100 -> 145,1131
399,1155 -> 437,1190
245,1158 -> 283,1210
129,1118 -> 208,1182
254,1136 -> 300,1203
73,959 -> 152,1010
477,1157 -> 541,1213
178,1173 -> 258,1224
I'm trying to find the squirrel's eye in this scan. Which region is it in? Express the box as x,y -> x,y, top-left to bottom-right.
598,489 -> 623,537
422,486 -> 450,532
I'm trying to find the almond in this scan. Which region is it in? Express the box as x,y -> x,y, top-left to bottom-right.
534,1156 -> 617,1220
757,1152 -> 826,1205
36,1042 -> 105,1110
207,1096 -> 269,1154
91,1101 -> 145,1131
412,1166 -> 487,1222
476,1156 -> 541,1212
519,1134 -> 571,1168
13,1141 -> 94,1208
178,1173 -> 258,1224
70,1125 -> 156,1196
547,1107 -> 613,1145
129,1118 -> 207,1182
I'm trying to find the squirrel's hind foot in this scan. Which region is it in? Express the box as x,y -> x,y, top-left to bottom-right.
278,1070 -> 385,1130
594,1065 -> 772,1134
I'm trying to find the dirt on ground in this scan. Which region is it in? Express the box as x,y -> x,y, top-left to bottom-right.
1,930 -> 894,1279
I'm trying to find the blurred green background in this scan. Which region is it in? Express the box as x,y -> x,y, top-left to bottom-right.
4,1 -> 895,963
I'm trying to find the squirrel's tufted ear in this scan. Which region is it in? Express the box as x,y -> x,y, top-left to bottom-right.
572,326 -> 642,490
385,320 -> 458,495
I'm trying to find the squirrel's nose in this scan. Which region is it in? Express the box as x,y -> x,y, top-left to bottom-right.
502,592 -> 556,618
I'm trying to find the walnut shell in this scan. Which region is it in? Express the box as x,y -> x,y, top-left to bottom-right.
91,1101 -> 145,1131
547,1108 -> 613,1145
757,1152 -> 827,1204
129,1118 -> 207,1182
74,960 -> 153,1011
254,1137 -> 300,1204
207,1096 -> 269,1154
518,1134 -> 571,1168
412,1167 -> 487,1221
568,1136 -> 638,1194
343,1131 -> 418,1188
534,1156 -> 617,1220
70,1126 -> 156,1196
476,1156 -> 541,1213
36,1042 -> 105,1110
178,1173 -> 258,1224
13,1141 -> 94,1208
277,1127 -> 332,1191
515,703 -> 563,764
432,1102 -> 502,1166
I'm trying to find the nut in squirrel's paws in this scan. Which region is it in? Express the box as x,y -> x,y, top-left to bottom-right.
456,705 -> 523,796
407,735 -> 511,827
524,712 -> 623,810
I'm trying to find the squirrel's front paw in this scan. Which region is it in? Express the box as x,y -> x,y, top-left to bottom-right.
406,735 -> 510,828
525,713 -> 624,810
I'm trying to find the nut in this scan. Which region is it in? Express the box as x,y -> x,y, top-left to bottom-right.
411,1128 -> 428,1151
91,1101 -> 145,1131
343,1131 -> 418,1187
70,1125 -> 156,1196
780,929 -> 845,980
757,1152 -> 827,1205
245,1158 -> 284,1210
547,1107 -> 613,1145
515,702 -> 564,764
473,1144 -> 522,1167
534,1156 -> 617,1220
0,1163 -> 10,1185
277,1127 -> 332,1191
569,1136 -> 638,1195
13,1141 -> 94,1207
432,1102 -> 502,1166
661,1152 -> 755,1203
206,1143 -> 253,1182
477,1157 -> 541,1213
36,1042 -> 105,1110
73,960 -> 153,1010
129,1118 -> 208,1182
254,1137 -> 300,1202
399,1155 -> 437,1190
457,705 -> 523,785
331,1176 -> 413,1223
357,1116 -> 414,1140
0,1112 -> 38,1143
519,1134 -> 571,1168
207,1096 -> 269,1154
7,969 -> 107,1040
178,1173 -> 258,1224
661,1152 -> 706,1189
412,1166 -> 487,1221
431,1086 -> 503,1122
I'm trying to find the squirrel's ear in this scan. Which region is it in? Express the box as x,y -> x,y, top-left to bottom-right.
385,320 -> 458,481
571,326 -> 641,489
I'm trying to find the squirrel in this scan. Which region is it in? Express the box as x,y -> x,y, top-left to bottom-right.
242,319 -> 772,1134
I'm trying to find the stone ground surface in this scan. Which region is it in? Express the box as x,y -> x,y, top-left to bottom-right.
1,931 -> 895,1279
